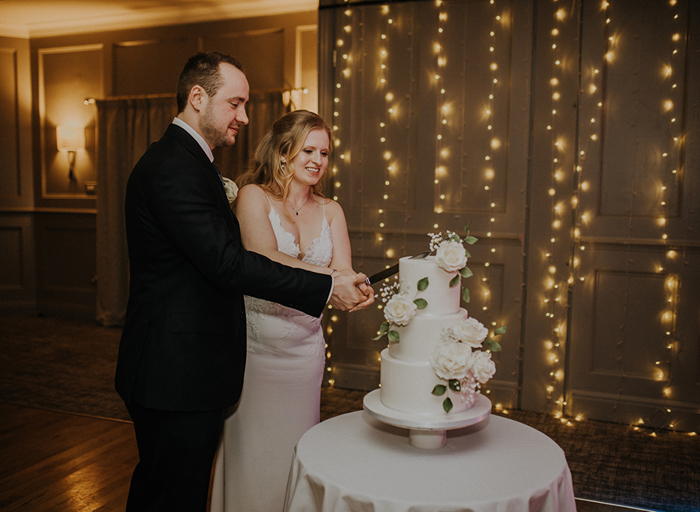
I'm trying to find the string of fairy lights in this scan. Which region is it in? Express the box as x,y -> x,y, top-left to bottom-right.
569,0 -> 691,434
321,0 -> 695,434
433,0 -> 448,218
378,3 -> 394,263
654,0 -> 682,431
541,1 -> 568,420
481,1 -> 504,399
376,3 -> 394,369
324,4 -> 356,387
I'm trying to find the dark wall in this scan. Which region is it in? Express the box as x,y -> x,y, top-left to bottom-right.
0,11 -> 317,319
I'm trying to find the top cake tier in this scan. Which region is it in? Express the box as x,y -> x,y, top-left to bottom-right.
399,256 -> 461,315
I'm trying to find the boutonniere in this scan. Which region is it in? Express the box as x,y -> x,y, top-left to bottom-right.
221,177 -> 238,204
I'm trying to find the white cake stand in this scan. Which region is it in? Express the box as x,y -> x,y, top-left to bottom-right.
363,389 -> 491,450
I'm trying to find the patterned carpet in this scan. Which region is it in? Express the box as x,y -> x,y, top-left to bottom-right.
1,315 -> 699,512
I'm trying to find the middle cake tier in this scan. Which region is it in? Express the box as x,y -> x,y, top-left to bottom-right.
389,308 -> 470,361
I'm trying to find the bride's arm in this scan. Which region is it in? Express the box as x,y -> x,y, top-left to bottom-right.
235,184 -> 333,275
327,199 -> 374,308
325,200 -> 353,272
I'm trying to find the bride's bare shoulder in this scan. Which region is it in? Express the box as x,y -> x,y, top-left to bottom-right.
319,196 -> 346,221
238,183 -> 265,197
236,184 -> 272,216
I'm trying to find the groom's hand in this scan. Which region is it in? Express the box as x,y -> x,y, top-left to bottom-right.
349,280 -> 374,312
329,270 -> 374,312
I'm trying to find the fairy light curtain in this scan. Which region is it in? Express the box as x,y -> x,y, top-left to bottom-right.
565,0 -> 699,433
319,0 -> 700,433
319,0 -> 522,409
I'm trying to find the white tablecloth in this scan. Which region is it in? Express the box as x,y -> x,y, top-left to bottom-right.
284,411 -> 576,512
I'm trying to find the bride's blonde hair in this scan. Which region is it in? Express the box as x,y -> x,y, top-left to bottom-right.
237,109 -> 333,220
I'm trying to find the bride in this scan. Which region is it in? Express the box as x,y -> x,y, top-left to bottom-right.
210,109 -> 369,512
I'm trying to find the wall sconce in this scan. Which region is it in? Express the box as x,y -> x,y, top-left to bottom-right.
56,125 -> 85,180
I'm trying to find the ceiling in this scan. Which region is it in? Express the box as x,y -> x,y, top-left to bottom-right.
0,0 -> 317,38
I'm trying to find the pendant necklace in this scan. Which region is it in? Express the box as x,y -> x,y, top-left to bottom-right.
288,195 -> 311,216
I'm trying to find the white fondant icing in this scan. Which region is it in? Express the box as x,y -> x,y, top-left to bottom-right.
378,254 -> 486,418
390,309 -> 469,361
380,348 -> 475,416
398,256 -> 461,315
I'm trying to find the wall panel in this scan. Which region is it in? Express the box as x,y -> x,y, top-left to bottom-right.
0,48 -> 20,198
203,29 -> 284,90
0,12 -> 317,318
319,0 -> 528,409
0,214 -> 36,313
113,38 -> 197,96
0,227 -> 23,289
320,0 -> 700,430
38,45 -> 102,198
34,213 -> 96,319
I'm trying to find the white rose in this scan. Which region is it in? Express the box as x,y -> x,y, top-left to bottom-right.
383,294 -> 417,326
430,341 -> 473,381
453,317 -> 489,348
440,326 -> 458,344
471,350 -> 496,384
435,240 -> 468,272
221,177 -> 239,204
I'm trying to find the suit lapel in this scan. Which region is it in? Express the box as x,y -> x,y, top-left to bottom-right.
165,124 -> 230,208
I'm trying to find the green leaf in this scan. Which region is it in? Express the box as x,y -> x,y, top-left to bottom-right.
387,330 -> 400,342
450,233 -> 462,243
448,379 -> 461,392
462,288 -> 470,303
465,249 -> 471,259
417,277 -> 429,291
482,338 -> 502,352
464,222 -> 471,233
449,275 -> 460,288
432,384 -> 447,396
414,298 -> 428,309
460,266 -> 473,278
443,397 -> 453,413
372,322 -> 390,340
494,325 -> 507,336
464,235 -> 478,245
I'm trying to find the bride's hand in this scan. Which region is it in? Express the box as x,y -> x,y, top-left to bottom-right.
348,280 -> 374,312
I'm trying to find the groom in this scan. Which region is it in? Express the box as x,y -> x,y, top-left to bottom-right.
115,51 -> 372,511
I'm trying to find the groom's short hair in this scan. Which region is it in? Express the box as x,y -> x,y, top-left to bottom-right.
176,51 -> 244,113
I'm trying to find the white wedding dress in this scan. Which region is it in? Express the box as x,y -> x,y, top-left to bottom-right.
210,200 -> 333,512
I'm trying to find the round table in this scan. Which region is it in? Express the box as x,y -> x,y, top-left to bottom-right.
284,411 -> 576,512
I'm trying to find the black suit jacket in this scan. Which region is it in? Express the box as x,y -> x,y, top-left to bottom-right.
115,124 -> 331,412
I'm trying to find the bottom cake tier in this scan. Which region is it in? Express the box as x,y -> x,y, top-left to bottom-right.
379,347 -> 476,417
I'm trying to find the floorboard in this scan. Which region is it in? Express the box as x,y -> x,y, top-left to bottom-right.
0,402 -> 655,512
0,404 -> 136,512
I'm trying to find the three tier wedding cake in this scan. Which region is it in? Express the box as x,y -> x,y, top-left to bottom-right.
373,228 -> 505,419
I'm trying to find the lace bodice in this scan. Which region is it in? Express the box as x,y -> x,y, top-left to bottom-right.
267,205 -> 333,267
245,198 -> 333,319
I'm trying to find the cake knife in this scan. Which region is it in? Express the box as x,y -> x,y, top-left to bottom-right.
366,252 -> 430,285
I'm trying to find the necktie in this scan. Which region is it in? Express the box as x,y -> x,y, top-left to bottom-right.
212,161 -> 224,186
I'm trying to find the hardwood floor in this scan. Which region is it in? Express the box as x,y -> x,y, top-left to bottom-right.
0,401 -> 659,512
0,403 -> 136,512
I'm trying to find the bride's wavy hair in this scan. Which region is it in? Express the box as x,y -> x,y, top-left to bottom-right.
237,109 -> 333,220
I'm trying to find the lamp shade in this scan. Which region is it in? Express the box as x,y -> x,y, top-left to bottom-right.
56,125 -> 85,151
